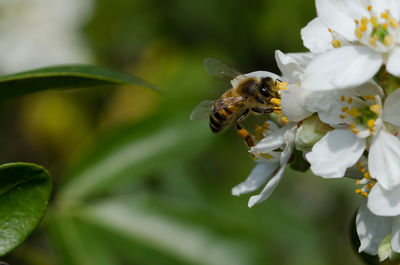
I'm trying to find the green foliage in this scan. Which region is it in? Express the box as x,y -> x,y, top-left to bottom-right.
0,163 -> 51,256
0,64 -> 159,100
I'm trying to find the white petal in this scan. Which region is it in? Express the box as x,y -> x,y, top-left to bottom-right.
368,184 -> 400,216
303,46 -> 383,90
248,165 -> 285,208
387,47 -> 400,77
232,162 -> 279,196
305,129 -> 365,178
251,125 -> 288,154
369,130 -> 400,190
281,84 -> 313,122
357,200 -> 392,255
383,88 -> 400,126
280,124 -> 297,165
392,216 -> 400,253
301,17 -> 333,53
275,50 -> 313,84
370,0 -> 400,20
316,0 -> 369,41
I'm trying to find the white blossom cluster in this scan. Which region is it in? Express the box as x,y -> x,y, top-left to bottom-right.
232,0 -> 400,261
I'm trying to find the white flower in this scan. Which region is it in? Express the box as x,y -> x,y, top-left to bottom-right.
356,200 -> 396,259
301,0 -> 400,91
232,122 -> 297,208
0,0 -> 93,73
275,50 -> 314,122
305,85 -> 400,189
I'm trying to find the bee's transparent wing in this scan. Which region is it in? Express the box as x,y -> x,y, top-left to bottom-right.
204,57 -> 243,79
190,96 -> 246,120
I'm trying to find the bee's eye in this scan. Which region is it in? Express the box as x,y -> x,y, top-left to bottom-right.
260,86 -> 270,97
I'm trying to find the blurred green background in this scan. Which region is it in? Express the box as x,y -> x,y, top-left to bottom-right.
0,0 -> 366,264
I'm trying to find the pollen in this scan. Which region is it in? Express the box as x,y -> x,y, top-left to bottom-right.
332,39 -> 341,48
369,104 -> 381,114
281,116 -> 289,123
270,98 -> 281,106
384,35 -> 393,46
389,17 -> 399,28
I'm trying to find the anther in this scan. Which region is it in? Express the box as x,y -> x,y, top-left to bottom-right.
381,12 -> 389,20
270,98 -> 281,106
360,24 -> 367,31
332,39 -> 342,48
369,104 -> 381,114
341,106 -> 349,112
340,95 -> 346,101
368,5 -> 372,11
355,179 -> 360,185
389,17 -> 399,28
383,23 -> 388,29
364,172 -> 371,179
346,107 -> 360,117
362,192 -> 369,197
367,119 -> 375,128
281,116 -> 289,122
371,16 -> 378,27
340,114 -> 346,119
356,161 -> 362,168
355,28 -> 363,39
347,97 -> 353,104
384,35 -> 393,47
355,19 -> 359,24
369,35 -> 378,47
355,188 -> 362,194
353,129 -> 359,135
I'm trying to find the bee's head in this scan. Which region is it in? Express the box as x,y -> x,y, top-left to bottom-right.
258,77 -> 275,97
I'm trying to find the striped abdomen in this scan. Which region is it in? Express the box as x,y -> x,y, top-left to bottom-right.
209,90 -> 242,133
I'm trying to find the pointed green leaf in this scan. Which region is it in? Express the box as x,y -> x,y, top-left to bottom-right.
0,163 -> 52,256
0,64 -> 159,99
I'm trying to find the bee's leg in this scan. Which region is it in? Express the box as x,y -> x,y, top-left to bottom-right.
251,108 -> 273,114
235,109 -> 255,148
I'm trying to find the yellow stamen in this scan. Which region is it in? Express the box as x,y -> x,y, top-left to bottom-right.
361,17 -> 369,25
360,167 -> 365,173
340,114 -> 347,119
381,12 -> 389,20
383,23 -> 388,29
362,192 -> 368,197
355,179 -> 360,185
355,19 -> 359,24
367,119 -> 375,128
371,16 -> 378,27
356,162 -> 362,168
340,95 -> 346,101
369,35 -> 378,47
367,182 -> 375,190
341,106 -> 349,112
352,129 -> 359,135
368,5 -> 372,11
384,35 -> 393,47
364,172 -> 371,179
349,123 -> 356,130
270,98 -> 281,106
360,24 -> 367,31
363,95 -> 375,100
369,104 -> 381,114
346,107 -> 360,117
389,17 -> 399,28
347,97 -> 353,104
355,188 -> 362,194
332,39 -> 342,48
281,116 -> 289,122
328,28 -> 332,32
355,27 -> 363,39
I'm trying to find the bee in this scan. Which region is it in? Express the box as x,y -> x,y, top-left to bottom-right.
191,58 -> 284,147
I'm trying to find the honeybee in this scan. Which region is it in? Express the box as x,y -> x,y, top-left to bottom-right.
191,58 -> 284,147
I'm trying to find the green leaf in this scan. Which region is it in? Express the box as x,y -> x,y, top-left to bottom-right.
0,64 -> 159,99
0,163 -> 52,256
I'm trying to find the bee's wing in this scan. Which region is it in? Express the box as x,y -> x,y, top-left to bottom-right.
190,96 -> 246,120
204,57 -> 244,80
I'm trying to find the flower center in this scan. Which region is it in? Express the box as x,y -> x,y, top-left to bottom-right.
354,161 -> 376,197
339,94 -> 380,135
355,6 -> 399,49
